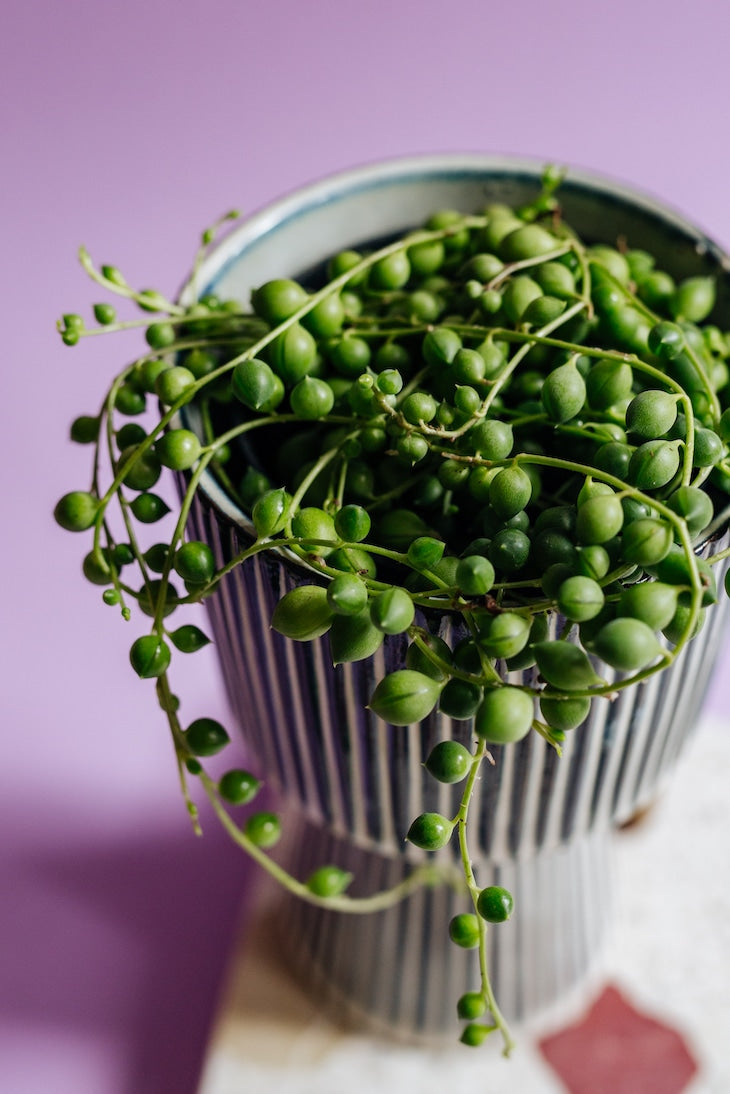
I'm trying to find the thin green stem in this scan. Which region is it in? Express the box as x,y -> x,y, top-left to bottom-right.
457,740 -> 515,1056
198,770 -> 447,912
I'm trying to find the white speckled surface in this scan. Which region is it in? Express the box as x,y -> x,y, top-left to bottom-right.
198,715 -> 730,1094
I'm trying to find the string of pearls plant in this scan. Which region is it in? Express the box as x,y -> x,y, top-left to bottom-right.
55,168 -> 730,1054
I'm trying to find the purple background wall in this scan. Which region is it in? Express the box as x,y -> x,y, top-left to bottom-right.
3,2 -> 729,1091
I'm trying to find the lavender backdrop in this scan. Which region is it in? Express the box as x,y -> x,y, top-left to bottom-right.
3,1 -> 729,1091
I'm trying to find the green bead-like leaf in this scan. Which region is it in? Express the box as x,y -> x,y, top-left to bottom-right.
169,625 -> 211,653
329,608 -> 384,664
407,536 -> 445,570
271,585 -> 333,641
185,717 -> 230,756
252,487 -> 291,537
369,670 -> 441,725
305,866 -> 353,897
406,811 -> 454,850
129,635 -> 171,678
533,641 -> 606,691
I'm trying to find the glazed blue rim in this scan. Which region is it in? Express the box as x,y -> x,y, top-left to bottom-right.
178,153 -> 730,542
183,154 -> 730,302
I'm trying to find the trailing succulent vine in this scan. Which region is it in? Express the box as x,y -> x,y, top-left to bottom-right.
55,168 -> 730,1054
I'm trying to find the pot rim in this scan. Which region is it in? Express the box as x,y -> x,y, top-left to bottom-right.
178,152 -> 730,552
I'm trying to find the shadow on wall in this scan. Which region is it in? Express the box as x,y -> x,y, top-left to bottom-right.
4,818 -> 255,1094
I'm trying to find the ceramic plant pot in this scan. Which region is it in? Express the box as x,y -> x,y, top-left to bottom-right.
181,156 -> 730,1037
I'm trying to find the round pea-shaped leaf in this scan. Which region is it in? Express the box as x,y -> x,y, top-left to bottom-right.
670,276 -> 716,323
556,576 -> 605,621
406,812 -> 454,850
291,507 -> 338,556
334,504 -> 371,543
488,528 -> 531,574
219,769 -> 260,805
329,607 -> 384,664
665,486 -> 713,537
575,544 -> 611,581
594,441 -> 633,479
456,555 -> 496,596
589,245 -> 631,283
137,579 -> 179,618
478,612 -> 530,659
268,322 -> 317,384
252,278 -> 308,324
174,541 -> 216,584
130,493 -> 171,524
54,490 -> 99,532
476,885 -> 514,923
185,717 -> 230,756
500,223 -> 559,261
489,466 -> 532,519
405,634 -> 452,681
449,913 -> 481,949
252,488 -> 291,537
522,295 -> 567,327
117,444 -> 161,491
289,376 -> 335,419
620,519 -> 674,566
617,582 -> 679,630
328,546 -> 377,578
402,391 -> 438,425
155,366 -> 195,406
129,635 -> 171,678
407,536 -> 446,571
331,336 -> 371,377
233,356 -> 284,411
541,360 -> 587,423
474,686 -> 534,743
457,992 -> 487,1021
326,573 -> 368,616
369,670 -> 441,725
505,612 -> 550,671
424,740 -> 472,784
502,275 -> 543,323
533,641 -> 605,690
271,585 -> 333,641
663,601 -> 706,644
648,320 -> 685,359
244,811 -> 282,848
370,587 -> 415,635
693,428 -> 725,468
539,695 -> 591,730
467,418 -> 514,460
625,390 -> 679,439
83,549 -> 112,586
370,250 -> 410,290
169,625 -> 212,653
628,441 -> 681,491
575,493 -> 624,545
651,547 -> 717,605
305,865 -> 353,897
585,358 -> 634,410
422,327 -> 462,367
301,293 -> 345,338
70,414 -> 101,444
592,618 -> 663,672
438,678 -> 482,719
156,429 -> 202,471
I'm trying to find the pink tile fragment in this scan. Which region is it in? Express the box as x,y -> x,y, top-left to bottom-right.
538,985 -> 699,1094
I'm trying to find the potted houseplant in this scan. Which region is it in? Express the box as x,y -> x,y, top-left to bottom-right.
54,156 -> 730,1054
